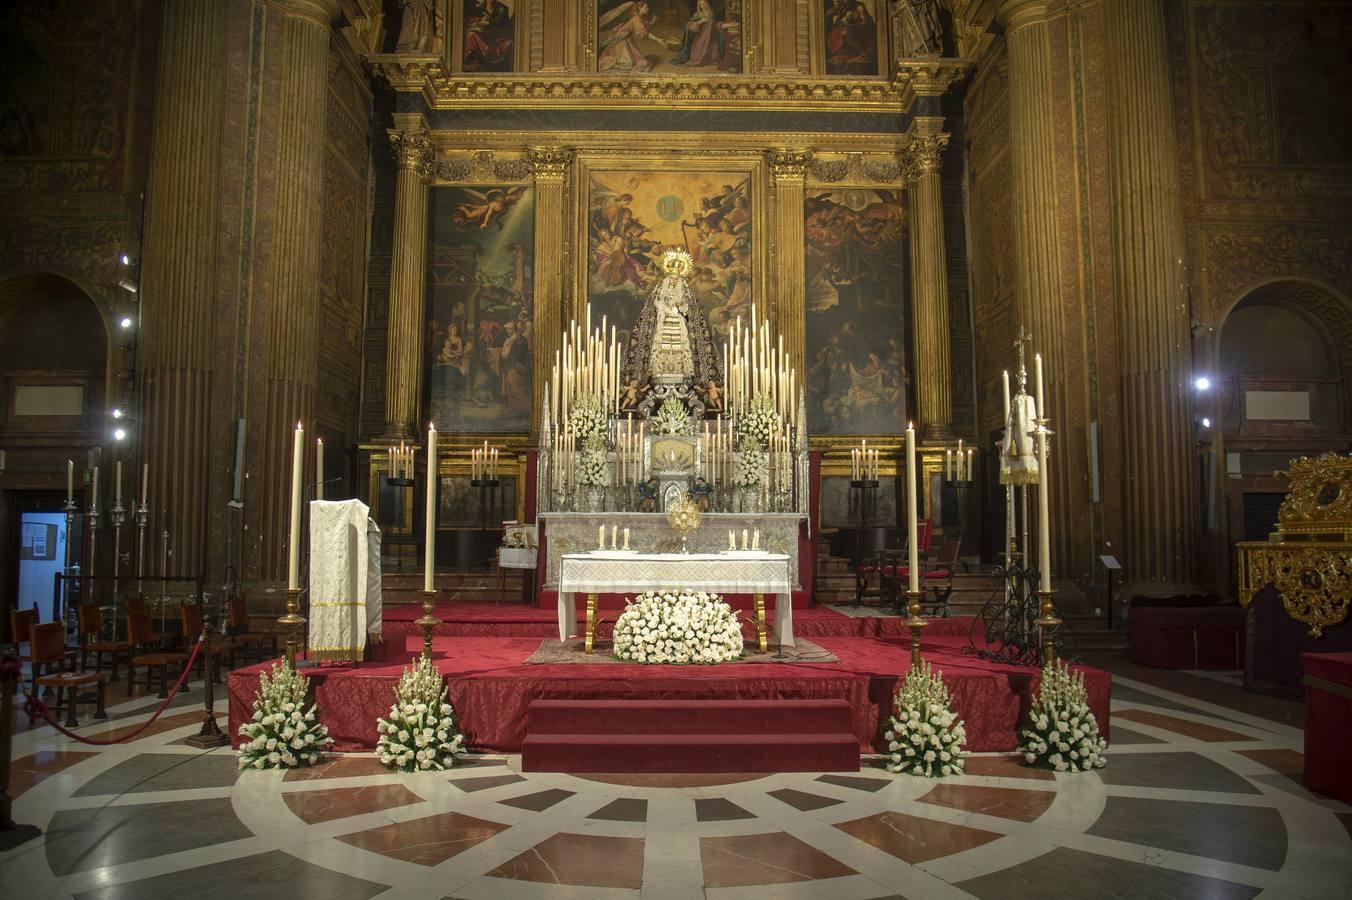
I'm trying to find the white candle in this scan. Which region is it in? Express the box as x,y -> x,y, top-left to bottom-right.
598,524 -> 606,549
288,423 -> 303,590
1034,352 -> 1046,420
1002,369 -> 1012,426
623,527 -> 630,550
729,529 -> 736,550
91,465 -> 99,508
956,439 -> 963,481
906,423 -> 919,593
742,528 -> 748,550
967,449 -> 973,481
114,460 -> 122,505
752,529 -> 760,551
1039,427 -> 1052,587
946,449 -> 953,480
425,423 -> 437,593
67,459 -> 74,502
141,462 -> 149,506
316,438 -> 324,500
611,525 -> 617,549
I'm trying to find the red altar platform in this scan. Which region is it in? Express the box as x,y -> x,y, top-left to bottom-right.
229,606 -> 1112,765
1302,652 -> 1352,805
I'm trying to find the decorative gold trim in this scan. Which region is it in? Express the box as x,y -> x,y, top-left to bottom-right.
1236,541 -> 1352,638
1272,454 -> 1352,540
894,58 -> 972,96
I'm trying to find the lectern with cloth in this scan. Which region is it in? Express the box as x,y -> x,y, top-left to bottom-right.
308,499 -> 383,662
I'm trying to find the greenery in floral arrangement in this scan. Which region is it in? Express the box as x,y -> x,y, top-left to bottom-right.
577,446 -> 609,487
740,392 -> 781,449
651,397 -> 692,435
237,662 -> 332,770
376,655 -> 466,771
612,591 -> 744,664
569,393 -> 608,449
883,659 -> 966,776
734,436 -> 768,489
1019,659 -> 1107,772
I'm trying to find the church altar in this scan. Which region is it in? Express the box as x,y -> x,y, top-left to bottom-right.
557,550 -> 795,654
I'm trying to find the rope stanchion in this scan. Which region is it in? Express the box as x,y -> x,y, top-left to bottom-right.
23,637 -> 205,747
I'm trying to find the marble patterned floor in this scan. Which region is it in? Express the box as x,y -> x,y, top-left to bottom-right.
3,658 -> 1350,899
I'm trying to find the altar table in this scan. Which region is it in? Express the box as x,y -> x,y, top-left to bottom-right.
558,551 -> 794,654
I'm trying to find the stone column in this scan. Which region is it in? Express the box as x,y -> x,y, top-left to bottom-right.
383,121 -> 433,438
259,0 -> 338,581
906,122 -> 953,440
529,147 -> 573,432
138,0 -> 228,578
999,0 -> 1073,580
767,150 -> 812,375
1105,0 -> 1198,589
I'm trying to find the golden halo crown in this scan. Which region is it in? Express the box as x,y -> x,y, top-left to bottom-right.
660,248 -> 693,277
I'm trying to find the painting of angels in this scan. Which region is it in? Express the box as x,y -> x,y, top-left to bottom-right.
804,188 -> 910,434
427,184 -> 535,432
596,1 -> 743,75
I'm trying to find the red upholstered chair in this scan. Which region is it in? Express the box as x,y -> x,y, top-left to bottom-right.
893,538 -> 960,617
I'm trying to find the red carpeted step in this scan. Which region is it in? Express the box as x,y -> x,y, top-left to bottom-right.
521,733 -> 860,773
526,699 -> 853,736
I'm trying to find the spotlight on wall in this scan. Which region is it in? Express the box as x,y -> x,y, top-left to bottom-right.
112,408 -> 124,419
119,316 -> 134,329
1194,376 -> 1212,392
119,253 -> 138,266
113,427 -> 127,441
1201,417 -> 1212,429
117,277 -> 139,294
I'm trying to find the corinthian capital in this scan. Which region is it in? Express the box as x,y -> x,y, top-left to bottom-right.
388,129 -> 433,176
527,147 -> 574,183
905,133 -> 950,178
766,149 -> 813,180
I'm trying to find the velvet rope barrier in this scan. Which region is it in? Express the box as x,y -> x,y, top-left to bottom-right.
20,637 -> 205,746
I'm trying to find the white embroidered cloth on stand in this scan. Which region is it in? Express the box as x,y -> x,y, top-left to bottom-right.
557,551 -> 795,646
309,499 -> 381,661
366,518 -> 383,635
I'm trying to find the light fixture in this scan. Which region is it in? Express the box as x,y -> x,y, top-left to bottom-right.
113,428 -> 127,441
1201,417 -> 1212,428
119,253 -> 132,266
1194,376 -> 1211,391
119,316 -> 133,329
118,277 -> 139,294
112,408 -> 124,419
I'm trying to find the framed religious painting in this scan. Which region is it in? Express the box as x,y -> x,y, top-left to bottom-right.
821,0 -> 885,76
455,0 -> 524,73
593,1 -> 745,75
577,156 -> 764,358
426,183 -> 536,433
803,187 -> 911,435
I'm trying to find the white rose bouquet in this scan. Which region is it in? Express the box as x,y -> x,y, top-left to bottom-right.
376,655 -> 466,771
612,591 -> 744,665
577,446 -> 608,487
569,393 -> 608,448
237,662 -> 332,770
1019,659 -> 1107,772
884,659 -> 966,777
651,397 -> 692,435
734,437 -> 768,490
740,392 -> 781,449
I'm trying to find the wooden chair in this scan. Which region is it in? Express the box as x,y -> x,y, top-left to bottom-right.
11,607 -> 38,670
228,595 -> 277,664
28,621 -> 77,696
125,595 -> 176,645
78,603 -> 133,679
894,538 -> 960,617
180,602 -> 236,681
127,610 -> 189,698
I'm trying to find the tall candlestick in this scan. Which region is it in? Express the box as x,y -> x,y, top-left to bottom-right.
67,459 -> 74,502
1002,369 -> 1012,427
1038,428 -> 1051,586
906,423 -> 919,593
316,438 -> 324,500
1034,352 -> 1046,420
91,465 -> 100,508
114,460 -> 122,505
288,423 -> 303,590
141,462 -> 149,506
425,423 -> 437,593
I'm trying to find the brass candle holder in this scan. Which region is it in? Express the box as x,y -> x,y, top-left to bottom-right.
279,587 -> 306,669
1035,589 -> 1061,665
904,588 -> 928,668
415,589 -> 442,659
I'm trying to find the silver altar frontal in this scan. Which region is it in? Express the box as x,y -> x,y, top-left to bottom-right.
539,511 -> 806,591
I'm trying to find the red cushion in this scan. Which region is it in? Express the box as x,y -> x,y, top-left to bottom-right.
858,566 -> 877,575
924,569 -> 951,579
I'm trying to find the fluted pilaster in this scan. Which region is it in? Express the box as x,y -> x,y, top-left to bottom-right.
529,147 -> 573,432
383,125 -> 433,438
906,124 -> 953,440
767,150 -> 812,375
1105,0 -> 1198,589
260,2 -> 333,582
138,0 -> 227,577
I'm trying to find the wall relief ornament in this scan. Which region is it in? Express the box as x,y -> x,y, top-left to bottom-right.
526,147 -> 575,182
388,129 -> 434,175
805,154 -> 905,185
767,150 -> 813,180
1203,225 -> 1352,311
432,149 -> 531,183
903,132 -> 949,177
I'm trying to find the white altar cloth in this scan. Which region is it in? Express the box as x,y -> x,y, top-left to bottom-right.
557,551 -> 795,647
309,499 -> 382,661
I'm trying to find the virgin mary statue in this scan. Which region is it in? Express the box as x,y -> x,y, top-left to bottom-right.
620,248 -> 722,402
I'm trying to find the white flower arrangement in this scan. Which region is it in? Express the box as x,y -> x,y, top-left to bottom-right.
577,446 -> 609,487
569,393 -> 608,449
884,659 -> 966,777
734,437 -> 768,490
740,392 -> 781,449
612,591 -> 744,665
651,397 -> 692,435
1019,659 -> 1107,772
376,655 -> 466,771
237,662 -> 332,770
